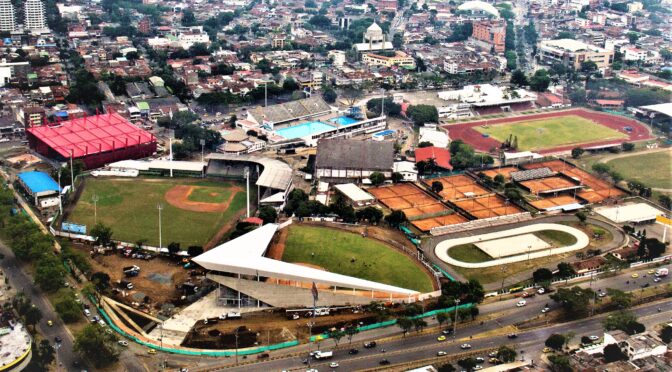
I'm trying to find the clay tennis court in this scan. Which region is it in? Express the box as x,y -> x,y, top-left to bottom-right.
519,176 -> 580,194
523,160 -> 624,203
529,195 -> 581,211
452,194 -> 524,219
422,175 -> 490,201
165,184 -> 242,212
480,166 -> 518,181
411,213 -> 469,232
444,108 -> 652,154
369,184 -> 450,219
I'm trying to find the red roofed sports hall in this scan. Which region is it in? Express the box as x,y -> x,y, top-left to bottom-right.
26,113 -> 157,169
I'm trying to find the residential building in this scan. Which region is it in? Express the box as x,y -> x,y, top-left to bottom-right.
19,106 -> 45,128
362,51 -> 416,68
0,60 -> 30,86
471,20 -> 506,54
24,0 -> 48,33
610,331 -> 668,361
627,1 -> 643,12
538,39 -> 614,71
0,0 -> 15,32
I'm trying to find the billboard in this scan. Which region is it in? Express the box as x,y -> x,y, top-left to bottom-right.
62,222 -> 86,235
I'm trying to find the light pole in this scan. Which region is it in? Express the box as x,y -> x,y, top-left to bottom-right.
527,245 -> 532,264
452,299 -> 460,338
234,327 -> 239,365
92,193 -> 99,225
57,169 -> 62,215
200,139 -> 205,178
157,203 -> 163,249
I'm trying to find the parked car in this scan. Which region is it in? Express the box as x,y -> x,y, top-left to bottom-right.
118,340 -> 129,347
437,351 -> 447,356
460,344 -> 472,349
516,300 -> 527,307
379,359 -> 390,365
507,334 -> 518,339
364,341 -> 377,348
348,349 -> 359,355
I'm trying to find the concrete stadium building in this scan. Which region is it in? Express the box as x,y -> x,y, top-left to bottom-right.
193,223 -> 421,309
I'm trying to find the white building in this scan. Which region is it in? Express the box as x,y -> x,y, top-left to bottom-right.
393,161 -> 418,182
419,124 -> 450,148
611,331 -> 668,361
0,60 -> 29,87
0,0 -> 15,32
353,22 -> 393,53
24,0 -> 48,33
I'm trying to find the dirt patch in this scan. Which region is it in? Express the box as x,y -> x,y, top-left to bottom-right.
265,226 -> 288,260
165,184 -> 242,213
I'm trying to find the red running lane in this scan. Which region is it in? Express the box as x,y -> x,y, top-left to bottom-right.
442,108 -> 653,154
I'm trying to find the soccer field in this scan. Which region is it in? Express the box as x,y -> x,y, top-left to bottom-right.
67,178 -> 246,247
281,225 -> 434,293
474,115 -> 628,151
606,150 -> 672,189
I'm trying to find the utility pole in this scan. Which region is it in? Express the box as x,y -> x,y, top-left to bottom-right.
169,138 -> 173,178
70,149 -> 75,192
157,203 -> 163,249
57,169 -> 62,215
234,328 -> 239,365
244,167 -> 250,218
92,193 -> 99,225
200,139 -> 205,178
452,299 -> 460,338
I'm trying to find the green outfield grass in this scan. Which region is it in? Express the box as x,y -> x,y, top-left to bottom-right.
606,150 -> 672,189
474,115 -> 628,151
67,178 -> 246,247
447,244 -> 493,263
281,225 -> 434,292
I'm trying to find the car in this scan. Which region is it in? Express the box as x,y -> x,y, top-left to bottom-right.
379,359 -> 390,365
364,341 -> 377,348
654,277 -> 661,283
641,283 -> 650,288
599,292 -> 607,297
474,366 -> 483,371
543,347 -> 553,353
648,269 -> 655,274
537,288 -> 545,294
631,273 -> 639,278
83,309 -> 91,317
489,358 -> 499,364
329,362 -> 339,368
54,336 -> 62,343
589,335 -> 600,341
437,351 -> 447,356
301,359 -> 308,365
516,300 -> 527,307
542,307 -> 550,313
475,357 -> 485,363
488,351 -> 498,358
47,320 -> 53,326
507,333 -> 518,339
148,349 -> 157,354
441,329 -> 453,335
98,320 -> 106,327
118,340 -> 128,347
348,348 -> 359,355
460,344 -> 472,349
437,335 -> 447,342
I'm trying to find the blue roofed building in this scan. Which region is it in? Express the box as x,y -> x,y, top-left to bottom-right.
16,171 -> 61,210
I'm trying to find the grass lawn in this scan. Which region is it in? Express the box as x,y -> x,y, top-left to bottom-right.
282,225 -> 434,293
67,178 -> 246,247
606,150 -> 672,189
447,243 -> 492,263
474,115 -> 628,151
536,230 -> 578,247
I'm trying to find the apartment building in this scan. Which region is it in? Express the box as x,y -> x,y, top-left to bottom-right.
538,39 -> 614,71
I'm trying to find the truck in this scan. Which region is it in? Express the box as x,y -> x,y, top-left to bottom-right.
305,308 -> 330,317
116,280 -> 134,290
313,351 -> 333,360
123,265 -> 140,277
655,268 -> 668,277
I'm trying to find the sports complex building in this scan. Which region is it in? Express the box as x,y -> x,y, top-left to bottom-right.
26,112 -> 157,169
193,223 -> 422,309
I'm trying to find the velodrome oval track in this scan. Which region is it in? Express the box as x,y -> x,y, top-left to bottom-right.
434,223 -> 590,268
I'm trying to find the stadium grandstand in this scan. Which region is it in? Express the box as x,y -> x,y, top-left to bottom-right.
438,84 -> 536,116
26,113 -> 157,169
205,153 -> 293,210
16,171 -> 61,210
244,96 -> 333,129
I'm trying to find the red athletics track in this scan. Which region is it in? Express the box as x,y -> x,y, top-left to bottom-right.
443,108 -> 653,154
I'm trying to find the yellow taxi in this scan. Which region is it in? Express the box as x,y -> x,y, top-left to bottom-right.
631,273 -> 639,278
148,349 -> 157,354
543,347 -> 553,353
437,335 -> 447,342
648,270 -> 655,274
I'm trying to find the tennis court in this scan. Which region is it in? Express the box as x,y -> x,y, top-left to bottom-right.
411,213 -> 469,232
480,167 -> 518,181
452,194 -> 524,219
519,176 -> 580,194
369,184 -> 450,219
529,195 -> 581,211
423,175 -> 490,201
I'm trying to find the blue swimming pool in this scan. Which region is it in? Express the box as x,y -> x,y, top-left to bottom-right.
275,121 -> 336,139
328,116 -> 359,126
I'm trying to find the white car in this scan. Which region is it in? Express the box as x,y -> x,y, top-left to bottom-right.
654,277 -> 661,283
461,344 -> 472,349
537,288 -> 545,294
541,307 -> 550,313
516,300 -> 527,307
118,340 -> 128,347
437,351 -> 447,356
599,292 -> 607,297
329,362 -> 339,368
589,335 -> 600,341
98,320 -> 106,327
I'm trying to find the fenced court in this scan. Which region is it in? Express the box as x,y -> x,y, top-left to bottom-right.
411,213 -> 469,232
422,175 -> 490,201
529,195 -> 581,211
519,176 -> 579,194
452,194 -> 524,219
479,166 -> 518,181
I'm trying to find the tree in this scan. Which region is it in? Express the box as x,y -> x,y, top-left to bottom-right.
181,9 -> 197,26
621,142 -> 635,151
438,364 -> 456,372
397,317 -> 413,337
90,223 -> 113,247
431,181 -> 444,194
369,172 -> 386,186
533,268 -> 553,283
640,238 -> 666,258
342,87 -> 363,107
529,69 -> 551,92
606,288 -> 632,309
436,312 -> 448,329
548,354 -> 572,372
659,195 -> 672,210
497,345 -> 517,362
328,329 -> 346,347
660,325 -> 672,343
74,324 -> 120,367
575,211 -> 587,225
580,60 -> 598,74
603,310 -> 641,334
406,105 -> 438,126
571,147 -> 585,159
24,305 -> 43,330
258,206 -> 278,224
282,78 -> 300,92
91,271 -> 111,291
391,172 -> 404,183
54,289 -> 82,323
384,210 -> 407,227
366,98 -> 402,117
38,339 -> 55,366
35,255 -> 66,292
624,88 -> 669,107
545,333 -> 566,350
187,246 -> 203,257
413,318 -> 428,333
167,242 -> 181,256
510,70 -> 528,87
457,358 -> 478,372
323,87 -> 337,103
551,286 -> 592,316
345,326 -> 359,344
603,343 -> 627,362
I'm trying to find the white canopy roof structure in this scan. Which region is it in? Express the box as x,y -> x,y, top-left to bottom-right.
193,224 -> 419,296
457,1 -> 500,18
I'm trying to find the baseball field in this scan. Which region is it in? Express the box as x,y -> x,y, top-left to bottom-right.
280,225 -> 434,293
67,177 -> 247,248
474,115 -> 628,151
605,149 -> 672,189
